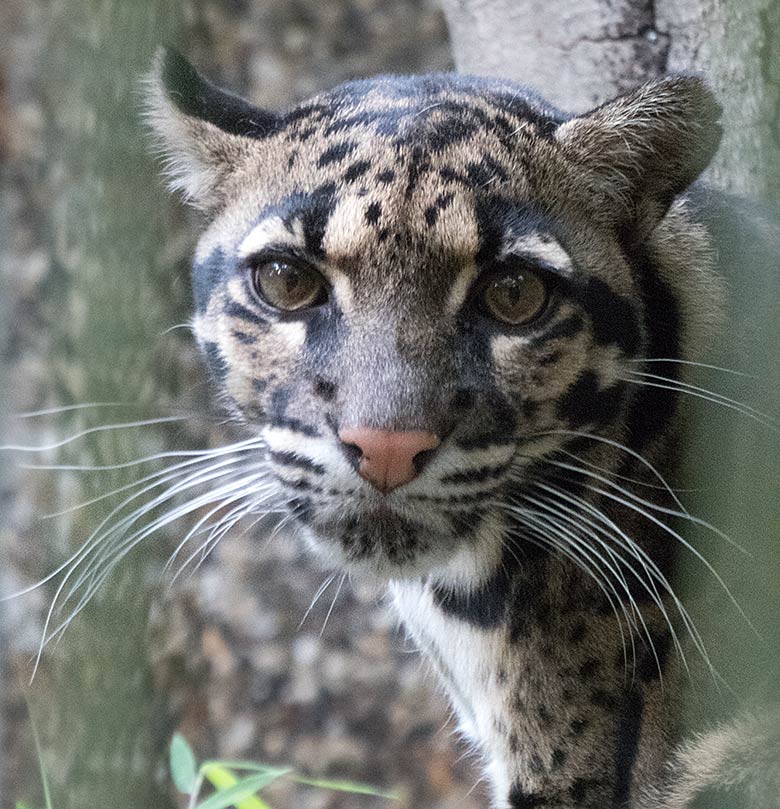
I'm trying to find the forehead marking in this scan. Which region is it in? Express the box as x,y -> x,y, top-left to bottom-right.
321,195 -> 375,258
239,216 -> 306,258
501,232 -> 574,276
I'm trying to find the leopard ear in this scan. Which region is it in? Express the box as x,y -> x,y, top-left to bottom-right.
555,76 -> 722,240
144,47 -> 280,210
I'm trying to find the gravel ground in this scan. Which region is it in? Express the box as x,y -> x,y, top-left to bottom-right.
0,2 -> 490,807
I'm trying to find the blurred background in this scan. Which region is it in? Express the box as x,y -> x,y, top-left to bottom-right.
1,1 -> 778,809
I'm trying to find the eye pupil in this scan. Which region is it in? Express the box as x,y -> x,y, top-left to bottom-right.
482,269 -> 548,325
251,258 -> 327,312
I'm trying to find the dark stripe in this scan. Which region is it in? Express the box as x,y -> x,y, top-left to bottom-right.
508,785 -> 548,808
621,241 -> 682,454
440,463 -> 508,485
224,301 -> 269,327
269,450 -> 325,475
611,687 -> 645,808
267,417 -> 320,437
432,563 -> 511,627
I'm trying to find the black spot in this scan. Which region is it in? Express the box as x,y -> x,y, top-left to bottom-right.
440,463 -> 507,485
343,160 -> 371,182
466,155 -> 508,186
313,377 -> 337,402
558,371 -> 626,427
365,201 -> 382,225
537,704 -> 552,725
551,748 -> 567,770
224,301 -> 269,328
570,718 -> 588,736
508,785 -> 548,808
252,378 -> 267,392
579,658 -> 601,678
232,330 -> 255,345
521,399 -> 539,419
296,183 -> 338,258
203,342 -> 228,383
317,140 -> 357,167
508,731 -> 520,754
404,146 -> 430,199
376,169 -> 395,184
590,689 -> 618,711
423,191 -> 455,227
622,242 -> 682,453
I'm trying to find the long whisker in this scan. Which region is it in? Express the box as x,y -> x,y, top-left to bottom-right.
299,574 -> 338,630
33,439 -> 265,520
628,358 -> 754,378
0,416 -> 188,453
320,573 -> 346,637
501,505 -> 638,676
35,465 -> 272,672
565,475 -> 757,640
16,402 -> 132,418
4,444 -> 261,604
528,429 -> 688,514
621,373 -> 779,433
522,477 -> 706,678
554,448 -> 698,496
545,459 -> 749,556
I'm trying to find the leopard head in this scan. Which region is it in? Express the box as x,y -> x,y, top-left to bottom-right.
146,49 -> 721,581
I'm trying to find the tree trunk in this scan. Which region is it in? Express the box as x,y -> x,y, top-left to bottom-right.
15,3 -> 192,807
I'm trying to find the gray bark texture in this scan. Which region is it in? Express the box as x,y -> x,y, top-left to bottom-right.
441,0 -> 780,197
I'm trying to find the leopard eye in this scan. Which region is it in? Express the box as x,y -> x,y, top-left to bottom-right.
250,259 -> 328,312
481,269 -> 549,326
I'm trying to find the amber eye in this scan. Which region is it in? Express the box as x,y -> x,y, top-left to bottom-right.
250,259 -> 328,312
481,269 -> 549,326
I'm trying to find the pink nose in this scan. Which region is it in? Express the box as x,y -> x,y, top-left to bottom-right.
338,428 -> 441,493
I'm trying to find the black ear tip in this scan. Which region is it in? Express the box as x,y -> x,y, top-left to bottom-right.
155,46 -> 201,106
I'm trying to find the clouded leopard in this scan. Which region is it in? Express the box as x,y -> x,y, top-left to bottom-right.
144,49 -> 779,808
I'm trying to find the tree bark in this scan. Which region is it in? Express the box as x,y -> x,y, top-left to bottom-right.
441,0 -> 780,197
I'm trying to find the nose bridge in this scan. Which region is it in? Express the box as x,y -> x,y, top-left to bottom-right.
336,316 -> 453,433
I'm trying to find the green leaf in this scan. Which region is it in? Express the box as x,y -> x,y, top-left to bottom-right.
293,775 -> 399,800
170,733 -> 199,793
16,803 -> 35,809
197,768 -> 291,809
201,760 -> 290,775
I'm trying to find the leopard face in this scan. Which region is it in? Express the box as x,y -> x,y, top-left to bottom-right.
147,50 -> 721,581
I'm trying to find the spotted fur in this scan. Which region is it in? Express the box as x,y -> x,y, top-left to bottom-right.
146,49 -> 778,808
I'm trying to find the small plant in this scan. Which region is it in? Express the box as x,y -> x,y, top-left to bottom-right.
170,733 -> 399,809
